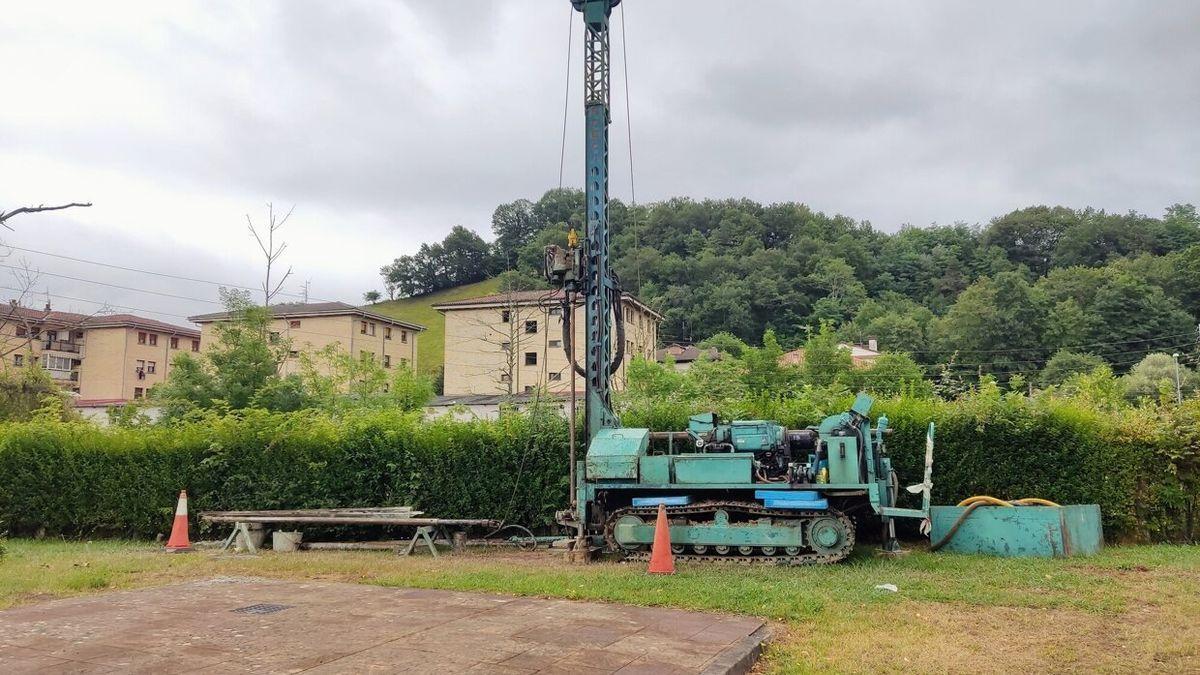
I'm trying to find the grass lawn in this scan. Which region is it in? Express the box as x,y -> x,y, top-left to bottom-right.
368,278 -> 502,375
0,540 -> 1196,673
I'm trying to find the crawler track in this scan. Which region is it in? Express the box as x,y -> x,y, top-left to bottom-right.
603,500 -> 855,565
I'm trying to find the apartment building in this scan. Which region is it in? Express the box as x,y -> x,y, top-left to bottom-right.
434,290 -> 661,396
0,303 -> 202,403
189,301 -> 424,376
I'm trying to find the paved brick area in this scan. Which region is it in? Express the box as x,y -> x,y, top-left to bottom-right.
0,577 -> 766,674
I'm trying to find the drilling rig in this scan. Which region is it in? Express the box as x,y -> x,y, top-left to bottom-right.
545,0 -> 933,563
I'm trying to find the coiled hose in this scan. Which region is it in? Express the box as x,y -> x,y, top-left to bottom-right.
929,495 -> 1062,551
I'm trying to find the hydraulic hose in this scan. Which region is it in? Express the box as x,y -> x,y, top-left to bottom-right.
930,496 -> 1062,551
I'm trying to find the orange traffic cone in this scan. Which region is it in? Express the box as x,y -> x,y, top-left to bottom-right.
647,503 -> 675,574
165,490 -> 192,552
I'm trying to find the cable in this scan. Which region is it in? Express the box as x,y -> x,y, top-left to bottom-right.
557,3 -> 573,190
2,244 -> 334,302
0,263 -> 222,305
619,2 -> 635,207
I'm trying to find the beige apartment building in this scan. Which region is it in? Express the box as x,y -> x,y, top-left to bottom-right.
434,290 -> 661,396
0,303 -> 202,404
189,301 -> 424,376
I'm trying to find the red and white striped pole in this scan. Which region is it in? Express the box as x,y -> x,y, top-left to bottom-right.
164,490 -> 192,552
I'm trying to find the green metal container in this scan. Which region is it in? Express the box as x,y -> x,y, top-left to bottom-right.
930,504 -> 1103,557
673,453 -> 753,484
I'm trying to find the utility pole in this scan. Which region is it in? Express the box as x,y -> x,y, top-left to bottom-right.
1173,353 -> 1183,405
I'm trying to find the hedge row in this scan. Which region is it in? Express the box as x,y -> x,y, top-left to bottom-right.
0,394 -> 1195,541
0,408 -> 568,538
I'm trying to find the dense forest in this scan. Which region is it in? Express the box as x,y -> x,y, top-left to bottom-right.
376,189 -> 1200,379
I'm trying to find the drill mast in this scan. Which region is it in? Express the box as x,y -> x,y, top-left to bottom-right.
575,0 -> 621,440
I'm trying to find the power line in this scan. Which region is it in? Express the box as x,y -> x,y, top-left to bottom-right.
557,3 -> 573,189
2,244 -> 334,302
0,263 -> 222,305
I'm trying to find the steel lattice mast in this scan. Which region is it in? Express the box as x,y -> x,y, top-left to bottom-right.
574,0 -> 621,440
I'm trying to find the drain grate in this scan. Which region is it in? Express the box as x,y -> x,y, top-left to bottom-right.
231,603 -> 292,615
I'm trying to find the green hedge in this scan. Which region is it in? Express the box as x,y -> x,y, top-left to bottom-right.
0,408 -> 568,538
0,395 -> 1195,542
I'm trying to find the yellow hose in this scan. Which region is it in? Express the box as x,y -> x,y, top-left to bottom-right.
955,495 -> 1062,508
956,495 -> 1013,507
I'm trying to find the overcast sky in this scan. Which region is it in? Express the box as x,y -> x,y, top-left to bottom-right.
1,1 -> 1197,326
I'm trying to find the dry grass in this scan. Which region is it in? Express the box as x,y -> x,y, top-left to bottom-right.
0,540 -> 1196,673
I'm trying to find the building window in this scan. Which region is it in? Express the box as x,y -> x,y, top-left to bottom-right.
548,371 -> 561,381
549,340 -> 562,348
42,354 -> 73,372
384,355 -> 391,368
137,331 -> 147,344
500,342 -> 511,351
136,360 -> 146,379
191,339 -> 200,352
524,352 -> 537,366
170,337 -> 179,349
134,387 -> 144,399
13,354 -> 24,366
15,326 -> 26,337
75,330 -> 84,339
549,307 -> 561,317
146,361 -> 157,374
289,320 -> 301,329
269,332 -> 280,343
400,358 -> 408,366
369,323 -> 376,336
384,327 -> 392,340
525,320 -> 537,334
500,373 -> 512,383
148,334 -> 158,346
401,330 -> 408,343
501,310 -> 511,323
360,320 -> 368,334
46,330 -> 58,342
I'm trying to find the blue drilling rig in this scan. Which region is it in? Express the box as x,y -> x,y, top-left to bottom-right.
545,0 -> 933,563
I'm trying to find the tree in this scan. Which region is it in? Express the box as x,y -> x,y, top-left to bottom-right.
246,202 -> 295,305
0,202 -> 91,229
742,329 -> 793,393
932,272 -> 1047,380
362,290 -> 382,304
982,206 -> 1077,277
839,352 -> 932,398
801,323 -> 852,388
492,198 -> 538,270
153,293 -> 289,415
1040,350 -> 1106,387
1122,353 -> 1199,402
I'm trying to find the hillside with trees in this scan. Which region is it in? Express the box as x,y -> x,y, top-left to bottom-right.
373,190 -> 1200,381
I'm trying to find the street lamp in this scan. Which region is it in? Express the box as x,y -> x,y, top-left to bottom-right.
1172,353 -> 1183,405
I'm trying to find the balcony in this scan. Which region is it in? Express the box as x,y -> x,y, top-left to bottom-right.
44,340 -> 81,354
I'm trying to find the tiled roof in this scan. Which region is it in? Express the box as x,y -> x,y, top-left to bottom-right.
82,314 -> 200,337
0,304 -> 198,336
189,301 -> 424,330
656,344 -> 720,363
433,289 -> 663,320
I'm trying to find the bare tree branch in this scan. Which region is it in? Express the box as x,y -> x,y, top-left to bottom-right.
0,203 -> 92,230
246,202 -> 296,305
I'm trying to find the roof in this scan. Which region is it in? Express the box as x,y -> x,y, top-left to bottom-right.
656,343 -> 720,363
432,289 -> 664,321
1,304 -> 199,336
189,301 -> 425,331
780,343 -> 882,366
82,314 -> 200,337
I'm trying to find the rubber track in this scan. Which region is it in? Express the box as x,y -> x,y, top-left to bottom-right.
603,500 -> 855,565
